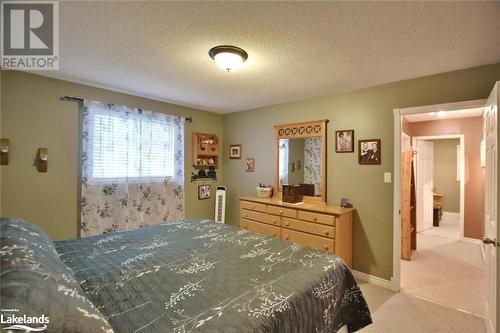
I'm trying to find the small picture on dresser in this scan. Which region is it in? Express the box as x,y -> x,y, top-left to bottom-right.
335,130 -> 354,153
245,157 -> 255,172
198,185 -> 211,200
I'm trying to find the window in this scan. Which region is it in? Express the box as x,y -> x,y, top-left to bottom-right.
88,107 -> 175,181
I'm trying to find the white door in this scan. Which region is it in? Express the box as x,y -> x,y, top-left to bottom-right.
484,82 -> 499,333
415,140 -> 434,232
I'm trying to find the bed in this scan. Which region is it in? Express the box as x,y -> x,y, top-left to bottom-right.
1,218 -> 371,333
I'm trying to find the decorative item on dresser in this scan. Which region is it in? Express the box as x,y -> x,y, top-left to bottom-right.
239,196 -> 353,267
192,132 -> 219,168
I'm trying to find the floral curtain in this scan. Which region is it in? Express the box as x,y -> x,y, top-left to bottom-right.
80,100 -> 185,237
304,137 -> 322,196
279,139 -> 289,188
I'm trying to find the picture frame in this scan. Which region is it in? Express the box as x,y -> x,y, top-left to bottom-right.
358,139 -> 381,165
335,129 -> 354,153
198,184 -> 211,200
245,157 -> 255,172
229,144 -> 242,159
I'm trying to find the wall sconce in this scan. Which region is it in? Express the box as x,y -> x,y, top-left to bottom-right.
36,148 -> 48,172
0,138 -> 9,165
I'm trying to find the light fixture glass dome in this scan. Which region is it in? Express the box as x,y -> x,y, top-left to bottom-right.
209,45 -> 248,72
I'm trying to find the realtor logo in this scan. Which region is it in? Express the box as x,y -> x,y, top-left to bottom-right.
1,1 -> 59,70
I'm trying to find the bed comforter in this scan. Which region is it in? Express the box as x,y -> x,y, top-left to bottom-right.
55,219 -> 372,333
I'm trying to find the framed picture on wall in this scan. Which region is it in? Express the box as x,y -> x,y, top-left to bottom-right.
335,129 -> 354,153
198,185 -> 211,200
359,139 -> 381,165
229,144 -> 242,159
245,157 -> 255,172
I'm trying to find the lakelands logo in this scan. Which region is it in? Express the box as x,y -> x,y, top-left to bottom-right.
0,310 -> 49,332
1,1 -> 59,70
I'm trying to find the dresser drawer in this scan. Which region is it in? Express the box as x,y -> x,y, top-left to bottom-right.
282,217 -> 335,238
267,205 -> 297,218
240,200 -> 267,212
297,210 -> 335,226
281,228 -> 334,253
240,209 -> 267,222
240,218 -> 280,239
240,209 -> 281,227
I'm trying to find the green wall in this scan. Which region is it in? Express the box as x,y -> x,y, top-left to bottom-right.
222,63 -> 500,280
431,139 -> 460,213
0,71 -> 223,241
2,64 -> 499,280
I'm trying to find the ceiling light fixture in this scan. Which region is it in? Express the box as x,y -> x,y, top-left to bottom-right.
428,112 -> 436,116
437,111 -> 446,118
209,45 -> 248,72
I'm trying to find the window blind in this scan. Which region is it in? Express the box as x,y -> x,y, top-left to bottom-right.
90,110 -> 175,181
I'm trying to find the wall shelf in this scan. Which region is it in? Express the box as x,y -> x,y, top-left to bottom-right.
192,132 -> 219,169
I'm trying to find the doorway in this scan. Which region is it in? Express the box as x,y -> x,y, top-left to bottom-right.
412,135 -> 465,241
392,98 -> 491,320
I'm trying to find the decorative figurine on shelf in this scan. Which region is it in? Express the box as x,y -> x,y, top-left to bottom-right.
190,168 -> 217,182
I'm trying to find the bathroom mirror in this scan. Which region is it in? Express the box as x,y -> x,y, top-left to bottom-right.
274,120 -> 328,203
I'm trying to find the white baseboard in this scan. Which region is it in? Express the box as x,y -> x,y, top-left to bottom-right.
462,237 -> 482,245
352,270 -> 393,290
442,211 -> 460,218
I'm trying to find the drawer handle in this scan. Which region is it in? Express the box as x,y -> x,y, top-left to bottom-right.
313,217 -> 318,222
285,235 -> 289,240
272,219 -> 277,224
243,213 -> 248,217
244,225 -> 248,229
279,210 -> 283,214
273,233 -> 277,237
324,245 -> 329,251
251,205 -> 255,209
285,222 -> 289,226
324,231 -> 329,236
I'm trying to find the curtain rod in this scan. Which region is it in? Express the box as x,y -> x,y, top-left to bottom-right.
59,96 -> 193,123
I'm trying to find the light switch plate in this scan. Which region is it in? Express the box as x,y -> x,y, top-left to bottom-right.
384,172 -> 392,183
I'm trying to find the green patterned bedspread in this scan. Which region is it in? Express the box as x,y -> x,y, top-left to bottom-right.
55,219 -> 372,333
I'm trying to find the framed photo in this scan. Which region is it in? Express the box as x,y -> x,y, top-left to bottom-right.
359,139 -> 381,165
229,144 -> 242,159
245,157 -> 255,172
198,185 -> 211,200
335,129 -> 354,153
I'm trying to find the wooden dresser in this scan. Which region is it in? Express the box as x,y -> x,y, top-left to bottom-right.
239,196 -> 354,266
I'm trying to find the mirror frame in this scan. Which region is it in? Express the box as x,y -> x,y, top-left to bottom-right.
274,119 -> 328,204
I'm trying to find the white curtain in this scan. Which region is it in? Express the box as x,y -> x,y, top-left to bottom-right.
279,139 -> 289,188
80,100 -> 185,237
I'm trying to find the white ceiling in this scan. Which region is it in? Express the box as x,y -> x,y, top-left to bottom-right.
38,1 -> 500,113
404,107 -> 484,123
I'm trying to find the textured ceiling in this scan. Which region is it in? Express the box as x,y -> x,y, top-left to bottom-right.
38,1 -> 500,113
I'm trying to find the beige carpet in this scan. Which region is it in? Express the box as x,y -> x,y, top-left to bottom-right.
358,282 -> 486,333
420,212 -> 460,240
400,230 -> 484,316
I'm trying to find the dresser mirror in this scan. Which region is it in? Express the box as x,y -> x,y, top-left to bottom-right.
274,120 -> 328,203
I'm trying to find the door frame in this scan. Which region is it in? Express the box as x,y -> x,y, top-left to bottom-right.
392,99 -> 486,291
412,134 -> 465,240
